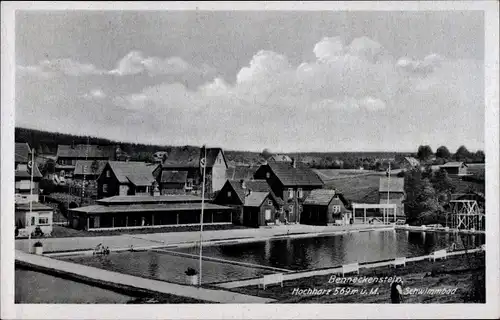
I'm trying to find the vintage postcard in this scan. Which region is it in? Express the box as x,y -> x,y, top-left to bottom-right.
1,1 -> 499,319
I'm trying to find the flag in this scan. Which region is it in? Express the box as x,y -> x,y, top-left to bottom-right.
199,145 -> 206,169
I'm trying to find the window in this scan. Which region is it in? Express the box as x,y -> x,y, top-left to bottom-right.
332,205 -> 341,214
268,200 -> 273,206
38,217 -> 49,225
289,205 -> 294,215
19,180 -> 31,190
299,205 -> 303,212
31,217 -> 35,226
102,184 -> 108,193
266,172 -> 271,179
298,188 -> 303,198
106,170 -> 111,178
227,191 -> 232,197
288,188 -> 294,199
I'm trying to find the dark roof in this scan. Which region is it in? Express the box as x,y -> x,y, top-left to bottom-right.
15,202 -> 53,211
70,202 -> 232,215
56,145 -> 115,159
160,170 -> 188,184
379,177 -> 405,193
244,192 -> 269,207
161,147 -> 227,169
440,162 -> 468,168
226,165 -> 259,180
15,163 -> 42,179
74,160 -> 108,176
15,142 -> 31,163
227,179 -> 283,206
303,189 -> 337,206
266,162 -> 324,187
97,195 -> 203,205
106,161 -> 158,186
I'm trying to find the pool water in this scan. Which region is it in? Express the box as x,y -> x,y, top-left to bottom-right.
177,230 -> 485,271
59,230 -> 484,285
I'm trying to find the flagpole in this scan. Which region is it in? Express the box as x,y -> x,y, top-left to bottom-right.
198,145 -> 207,286
387,162 -> 391,224
29,148 -> 34,252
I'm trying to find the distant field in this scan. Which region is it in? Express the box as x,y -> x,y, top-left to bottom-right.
466,163 -> 485,176
313,169 -> 385,181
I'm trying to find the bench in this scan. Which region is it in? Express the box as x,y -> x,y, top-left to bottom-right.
429,249 -> 447,262
391,257 -> 406,268
341,263 -> 359,277
259,273 -> 284,290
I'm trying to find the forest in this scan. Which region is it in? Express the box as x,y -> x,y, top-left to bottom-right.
15,127 -> 485,169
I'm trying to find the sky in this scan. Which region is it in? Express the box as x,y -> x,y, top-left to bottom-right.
15,10 -> 485,153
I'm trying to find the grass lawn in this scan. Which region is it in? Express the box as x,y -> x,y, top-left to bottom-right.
48,224 -> 251,238
229,252 -> 485,304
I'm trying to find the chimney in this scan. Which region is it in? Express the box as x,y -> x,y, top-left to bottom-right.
291,157 -> 296,168
240,179 -> 246,189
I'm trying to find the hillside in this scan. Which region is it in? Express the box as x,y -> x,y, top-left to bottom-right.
15,127 -> 411,168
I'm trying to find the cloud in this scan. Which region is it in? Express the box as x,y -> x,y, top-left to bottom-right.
396,53 -> 444,75
16,35 -> 483,152
313,37 -> 344,61
109,51 -> 214,77
17,59 -> 106,78
236,50 -> 291,84
82,89 -> 106,100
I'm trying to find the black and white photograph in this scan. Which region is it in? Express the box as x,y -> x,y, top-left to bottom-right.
1,1 -> 499,319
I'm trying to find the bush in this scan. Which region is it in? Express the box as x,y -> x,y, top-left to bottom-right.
185,267 -> 198,276
33,241 -> 43,247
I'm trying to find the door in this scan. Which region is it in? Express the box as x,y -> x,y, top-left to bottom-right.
265,209 -> 271,223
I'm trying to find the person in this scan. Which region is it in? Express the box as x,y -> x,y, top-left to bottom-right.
450,242 -> 457,252
391,278 -> 404,303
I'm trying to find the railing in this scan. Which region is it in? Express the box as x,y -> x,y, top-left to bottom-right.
258,273 -> 284,290
341,263 -> 359,276
391,257 -> 406,268
428,249 -> 447,262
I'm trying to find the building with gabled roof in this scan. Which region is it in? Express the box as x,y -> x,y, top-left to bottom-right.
14,142 -> 42,203
401,156 -> 421,170
253,160 -> 324,224
214,179 -> 283,227
301,189 -> 352,225
378,177 -> 405,217
158,146 -> 228,194
15,142 -> 31,165
440,161 -> 468,176
74,160 -> 108,180
55,144 -> 116,178
97,161 -> 159,198
158,170 -> 189,192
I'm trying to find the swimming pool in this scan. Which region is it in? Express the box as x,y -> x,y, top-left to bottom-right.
59,230 -> 484,285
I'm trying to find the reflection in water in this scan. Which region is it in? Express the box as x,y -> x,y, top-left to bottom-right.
180,230 -> 484,271
61,230 -> 485,285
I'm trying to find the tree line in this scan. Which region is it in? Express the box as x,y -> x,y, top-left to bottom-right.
416,145 -> 485,164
